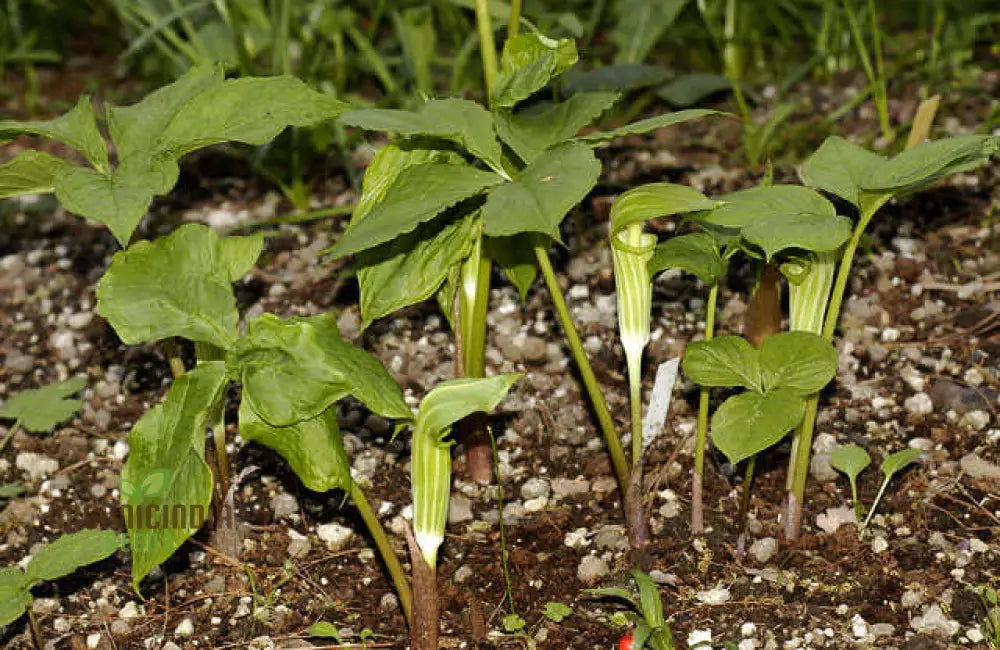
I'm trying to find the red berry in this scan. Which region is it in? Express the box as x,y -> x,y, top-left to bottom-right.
618,631 -> 634,650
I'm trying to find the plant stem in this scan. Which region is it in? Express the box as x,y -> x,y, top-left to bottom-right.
534,243 -> 630,492
507,0 -> 522,37
691,283 -> 719,535
859,477 -> 889,535
458,237 -> 494,483
628,353 -> 643,468
350,481 -> 413,627
0,419 -> 21,454
488,427 -> 517,617
474,0 -> 499,95
736,454 -> 757,556
164,338 -> 186,378
850,477 -> 863,524
212,411 -> 231,503
27,607 -> 43,649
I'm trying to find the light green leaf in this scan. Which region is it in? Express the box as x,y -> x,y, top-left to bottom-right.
880,448 -> 922,479
741,213 -> 853,259
583,586 -> 636,603
306,622 -> 342,640
759,331 -> 837,394
482,142 -> 600,240
0,567 -> 30,627
609,182 -> 716,235
0,150 -> 71,199
702,185 -> 835,230
395,6 -> 436,95
485,234 -> 538,301
656,73 -> 732,107
863,135 -> 999,194
830,444 -> 871,481
327,161 -> 501,259
682,335 -> 761,391
492,32 -> 578,108
0,377 -> 86,433
25,529 -> 120,584
415,373 -> 521,443
157,76 -> 347,158
96,224 -> 262,348
0,482 -> 25,499
631,569 -> 666,628
542,601 -> 572,622
611,0 -> 689,64
239,402 -> 351,493
503,613 -> 527,632
711,389 -> 806,464
228,313 -> 411,427
0,95 -> 108,172
562,64 -> 672,94
648,232 -> 726,285
576,109 -> 718,144
122,361 -> 227,588
341,99 -> 504,169
800,136 -> 886,208
494,92 -> 620,164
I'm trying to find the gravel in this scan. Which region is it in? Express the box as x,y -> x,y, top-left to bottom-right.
748,537 -> 778,564
576,555 -> 609,584
959,453 -> 1000,480
448,494 -> 474,523
316,523 -> 354,551
15,452 -> 59,480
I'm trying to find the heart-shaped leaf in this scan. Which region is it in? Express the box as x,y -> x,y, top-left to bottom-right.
711,389 -> 806,464
682,335 -> 761,391
759,331 -> 838,394
830,444 -> 872,482
740,213 -> 853,259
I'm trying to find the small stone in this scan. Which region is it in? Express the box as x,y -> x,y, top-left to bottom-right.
4,349 -> 34,373
687,629 -> 712,647
748,537 -> 778,564
870,623 -> 894,639
696,586 -> 731,604
741,622 -> 757,637
453,565 -> 473,583
67,312 -> 93,329
871,535 -> 889,553
119,601 -> 141,619
162,643 -> 182,650
910,604 -> 960,637
960,453 -> 1000,481
448,494 -> 474,523
316,523 -> 354,551
905,392 -> 934,416
968,627 -> 985,643
523,496 -> 548,512
379,593 -> 399,612
576,555 -> 609,584
851,614 -> 868,638
270,493 -> 298,519
550,477 -> 590,498
53,618 -> 71,633
520,477 -> 550,500
816,506 -> 857,534
810,453 -> 838,482
592,526 -> 628,552
287,530 -> 311,559
591,477 -> 617,493
959,410 -> 990,430
87,633 -> 102,649
518,336 -> 549,363
564,528 -> 589,549
15,453 -> 59,480
175,618 -> 194,637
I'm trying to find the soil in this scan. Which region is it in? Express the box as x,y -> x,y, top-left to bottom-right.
1,66 -> 999,650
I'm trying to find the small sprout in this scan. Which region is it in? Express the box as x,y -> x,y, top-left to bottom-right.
306,622 -> 342,641
542,601 -> 572,623
502,613 -> 527,633
978,586 -> 1000,647
0,377 -> 87,452
830,445 -> 872,522
860,448 -> 923,535
585,569 -> 673,650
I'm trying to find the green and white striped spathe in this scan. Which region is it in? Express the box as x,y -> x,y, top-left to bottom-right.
411,373 -> 520,569
612,224 -> 657,369
787,251 -> 837,334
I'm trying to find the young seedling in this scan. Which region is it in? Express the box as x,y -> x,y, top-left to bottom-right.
0,376 -> 86,453
861,448 -> 921,535
829,444 -> 872,523
782,132 -> 1000,539
0,529 -> 121,647
586,569 -> 674,650
978,586 -> 1000,648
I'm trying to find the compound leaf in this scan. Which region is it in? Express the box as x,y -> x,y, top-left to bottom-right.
648,232 -> 726,285
800,136 -> 886,208
863,135 -> 998,194
741,213 -> 853,259
702,185 -> 835,230
0,568 -> 30,627
492,32 -> 578,108
576,109 -> 717,144
494,91 -> 619,164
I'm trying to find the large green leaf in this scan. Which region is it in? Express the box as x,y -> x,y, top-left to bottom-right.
702,185 -> 835,230
0,95 -> 108,172
96,224 -> 262,348
740,213 -> 853,259
682,335 -> 761,391
239,402 -> 351,493
494,92 -> 619,164
576,109 -> 717,144
326,161 -> 501,258
648,232 -> 726,285
759,331 -> 837,394
0,568 -> 30,627
0,377 -> 86,433
800,136 -> 886,208
711,389 -> 806,464
25,529 -> 120,584
863,135 -> 998,194
0,150 -> 71,199
341,99 -> 504,169
611,0 -> 689,64
482,142 -> 600,240
492,32 -> 578,108
228,313 -> 411,427
122,361 -> 228,588
609,182 -> 716,234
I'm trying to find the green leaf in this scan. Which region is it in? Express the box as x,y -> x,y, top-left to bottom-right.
702,185 -> 835,230
711,389 -> 807,464
228,313 -> 411,427
682,336 -> 761,391
0,482 -> 25,499
0,150 -> 71,199
0,377 -> 86,433
830,445 -> 871,481
542,601 -> 572,622
631,569 -> 666,628
415,373 -> 521,445
25,529 -> 120,584
327,161 -> 501,259
482,142 -> 600,240
648,232 -> 726,285
503,613 -> 527,632
492,32 -> 578,108
494,92 -> 620,164
862,135 -> 999,194
156,76 -> 347,158
583,586 -> 637,604
341,99 -> 504,169
306,621 -> 342,641
740,213 -> 853,259
0,95 -> 109,172
759,331 -> 838,394
609,182 -> 716,235
239,403 -> 350,493
395,6 -> 436,95
611,0 -> 689,64
122,361 -> 227,588
96,224 -> 262,348
576,109 -> 718,144
656,73 -> 732,107
0,567 -> 30,627
800,136 -> 886,208
562,64 -> 672,94
486,234 -> 538,301
880,448 -> 922,479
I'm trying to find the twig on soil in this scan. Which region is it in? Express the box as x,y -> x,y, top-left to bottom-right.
188,538 -> 242,567
55,455 -> 119,475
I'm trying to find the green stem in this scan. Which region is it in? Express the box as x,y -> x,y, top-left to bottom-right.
691,283 -> 718,535
459,237 -> 491,378
507,0 -> 522,37
211,409 -> 230,501
859,477 -> 889,536
534,243 -> 630,492
0,419 -> 21,454
850,477 -> 863,524
488,427 -> 517,616
164,338 -> 186,378
350,481 -> 413,627
627,354 -> 643,468
474,0 -> 499,100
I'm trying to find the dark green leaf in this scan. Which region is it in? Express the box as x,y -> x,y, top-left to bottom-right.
830,445 -> 871,481
494,92 -> 619,164
740,213 -> 853,259
682,335 -> 761,391
631,569 -> 665,628
576,109 -> 718,144
880,448 -> 922,478
0,95 -> 108,172
0,568 -> 30,626
96,224 -> 262,348
25,529 -> 120,584
610,182 -> 716,234
863,135 -> 999,194
800,136 -> 886,208
482,142 -> 600,240
0,377 -> 86,433
492,32 -> 578,108
611,0 -> 689,64
656,73 -> 732,107
759,331 -> 837,394
486,234 -> 538,301
711,389 -> 806,464
648,232 -> 726,285
0,150 -> 71,199
702,185 -> 835,230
